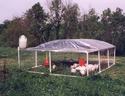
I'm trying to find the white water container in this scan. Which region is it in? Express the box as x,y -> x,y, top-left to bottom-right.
19,35 -> 27,49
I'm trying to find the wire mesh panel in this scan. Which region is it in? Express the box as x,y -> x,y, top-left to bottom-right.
100,50 -> 108,70
37,52 -> 46,66
20,48 -> 115,77
88,52 -> 99,75
50,52 -> 88,76
33,52 -> 49,73
109,48 -> 115,66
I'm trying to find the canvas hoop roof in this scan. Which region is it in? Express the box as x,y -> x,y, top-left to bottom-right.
26,39 -> 115,53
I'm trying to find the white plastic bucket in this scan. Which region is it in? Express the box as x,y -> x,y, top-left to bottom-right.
19,35 -> 27,49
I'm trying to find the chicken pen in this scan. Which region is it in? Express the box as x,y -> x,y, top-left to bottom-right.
18,39 -> 116,77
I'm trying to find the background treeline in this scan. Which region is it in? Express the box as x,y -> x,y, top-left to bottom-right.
0,0 -> 125,55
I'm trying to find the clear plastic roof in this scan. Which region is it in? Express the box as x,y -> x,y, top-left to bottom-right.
26,39 -> 115,53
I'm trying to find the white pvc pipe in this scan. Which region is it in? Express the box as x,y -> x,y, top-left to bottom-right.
18,47 -> 21,69
35,51 -> 38,67
49,52 -> 52,73
98,51 -> 101,72
107,49 -> 110,68
28,71 -> 85,78
86,52 -> 89,76
113,48 -> 116,65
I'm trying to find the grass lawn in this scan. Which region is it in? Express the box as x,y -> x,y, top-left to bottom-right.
0,47 -> 125,96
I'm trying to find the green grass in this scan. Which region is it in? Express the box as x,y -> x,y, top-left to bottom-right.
0,47 -> 125,96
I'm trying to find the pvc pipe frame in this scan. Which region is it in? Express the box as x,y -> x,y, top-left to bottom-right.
49,51 -> 52,73
28,71 -> 85,78
28,62 -> 116,78
106,48 -> 116,67
86,52 -> 89,76
18,49 -> 52,73
107,49 -> 110,68
18,48 -> 39,69
18,47 -> 116,78
84,49 -> 113,76
98,51 -> 101,72
18,47 -> 21,69
30,48 -> 115,76
113,48 -> 116,65
35,51 -> 38,67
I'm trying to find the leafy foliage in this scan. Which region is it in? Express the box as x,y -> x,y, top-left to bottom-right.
0,1 -> 125,55
62,3 -> 80,39
25,2 -> 48,46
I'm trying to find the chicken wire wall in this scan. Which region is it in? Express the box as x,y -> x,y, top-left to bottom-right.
19,51 -> 46,70
19,48 -> 115,77
51,52 -> 99,76
51,52 -> 86,61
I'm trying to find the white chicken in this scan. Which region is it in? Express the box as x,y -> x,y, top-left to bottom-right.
75,66 -> 81,71
80,70 -> 86,76
52,64 -> 56,70
79,66 -> 86,76
70,65 -> 74,69
71,68 -> 76,73
94,64 -> 99,70
73,63 -> 79,68
86,64 -> 95,72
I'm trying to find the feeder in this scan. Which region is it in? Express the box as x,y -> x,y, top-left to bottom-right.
19,35 -> 27,49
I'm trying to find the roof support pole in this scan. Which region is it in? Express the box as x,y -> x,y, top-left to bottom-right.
113,48 -> 116,65
98,51 -> 101,72
86,52 -> 89,76
49,51 -> 52,73
18,47 -> 21,69
35,51 -> 38,67
107,49 -> 110,68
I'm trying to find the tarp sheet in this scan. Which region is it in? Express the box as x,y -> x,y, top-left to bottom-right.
26,39 -> 115,53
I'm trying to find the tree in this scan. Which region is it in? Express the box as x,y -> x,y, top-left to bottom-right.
111,8 -> 125,55
79,8 -> 100,39
25,2 -> 48,45
48,0 -> 63,39
0,20 -> 11,46
101,8 -> 125,55
62,3 -> 80,39
100,8 -> 112,42
4,17 -> 26,47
